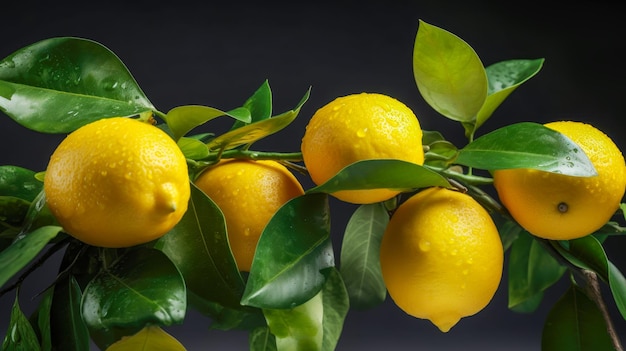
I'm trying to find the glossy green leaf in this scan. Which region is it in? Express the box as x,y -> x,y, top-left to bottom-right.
192,296 -> 265,332
206,87 -> 310,151
50,276 -> 91,351
242,193 -> 334,309
155,183 -> 245,309
552,236 -> 626,320
81,247 -> 186,330
541,284 -> 614,351
413,20 -> 487,122
508,232 -> 566,310
263,291 -> 323,351
177,136 -> 210,160
1,293 -> 41,351
30,288 -> 53,351
249,326 -> 277,351
467,58 -> 544,136
0,225 -> 61,289
105,326 -> 187,351
231,79 -> 273,131
0,166 -> 42,201
165,105 -> 250,141
456,122 -> 597,176
0,37 -> 154,133
321,268 -> 349,351
307,159 -> 450,195
339,203 -> 388,309
0,196 -> 31,230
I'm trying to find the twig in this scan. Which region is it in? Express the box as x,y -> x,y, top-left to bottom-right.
582,270 -> 624,351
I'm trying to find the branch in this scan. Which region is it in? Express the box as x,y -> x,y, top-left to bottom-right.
582,270 -> 624,351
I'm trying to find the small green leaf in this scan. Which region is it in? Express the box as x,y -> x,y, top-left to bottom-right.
165,105 -> 251,141
207,87 -> 310,151
263,292 -> 324,351
0,225 -> 61,289
0,166 -> 42,201
541,284 -> 614,351
242,193 -> 334,309
2,293 -> 42,351
0,37 -> 154,133
81,247 -> 186,330
456,122 -> 597,176
339,203 -> 388,309
307,159 -> 450,195
155,184 -> 245,309
508,232 -> 566,310
468,58 -> 544,135
231,79 -> 273,131
413,20 -> 487,122
177,137 -> 210,160
249,326 -> 277,351
105,326 -> 187,351
30,288 -> 53,351
321,268 -> 349,351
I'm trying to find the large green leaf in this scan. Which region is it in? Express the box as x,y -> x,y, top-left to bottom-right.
0,166 -> 42,201
50,276 -> 91,351
165,105 -> 251,141
105,326 -> 187,351
0,225 -> 61,289
456,122 -> 597,176
1,294 -> 41,351
468,58 -> 544,136
206,87 -> 310,151
0,37 -> 154,133
321,268 -> 349,351
541,284 -> 614,351
508,232 -> 566,311
81,247 -> 186,330
155,183 -> 245,309
307,159 -> 450,195
339,203 -> 388,310
241,193 -> 334,309
413,20 -> 487,122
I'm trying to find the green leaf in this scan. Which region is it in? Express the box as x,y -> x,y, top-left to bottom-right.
456,122 -> 597,176
50,276 -> 91,351
263,291 -> 323,351
541,284 -> 614,351
0,225 -> 61,289
0,166 -> 42,201
468,58 -> 544,135
508,232 -> 566,311
155,183 -> 245,309
320,268 -> 349,351
0,37 -> 154,133
105,326 -> 187,351
249,326 -> 277,351
81,247 -> 187,330
177,136 -> 210,160
242,193 -> 334,309
307,159 -> 451,195
413,20 -> 487,122
1,293 -> 42,351
206,87 -> 310,151
165,105 -> 251,141
339,203 -> 388,309
30,288 -> 53,351
231,79 -> 273,131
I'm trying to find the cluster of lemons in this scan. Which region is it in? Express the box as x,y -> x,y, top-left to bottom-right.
43,92 -> 625,335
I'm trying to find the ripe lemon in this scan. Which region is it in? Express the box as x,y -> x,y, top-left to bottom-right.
379,187 -> 503,332
44,117 -> 190,248
493,121 -> 626,240
301,92 -> 424,204
194,159 -> 305,272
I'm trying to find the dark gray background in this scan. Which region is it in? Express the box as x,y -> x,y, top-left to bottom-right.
1,1 -> 625,350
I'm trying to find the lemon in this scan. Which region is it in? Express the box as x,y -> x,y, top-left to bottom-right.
44,117 -> 190,248
493,121 -> 626,240
194,159 -> 305,272
379,187 -> 503,332
301,92 -> 424,204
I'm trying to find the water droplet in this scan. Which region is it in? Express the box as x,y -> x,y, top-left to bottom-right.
356,128 -> 368,138
419,240 -> 431,252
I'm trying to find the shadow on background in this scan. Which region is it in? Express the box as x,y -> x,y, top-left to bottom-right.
1,1 -> 625,350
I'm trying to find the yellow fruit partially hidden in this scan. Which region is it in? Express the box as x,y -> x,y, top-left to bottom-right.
493,121 -> 626,240
194,159 -> 305,272
379,187 -> 503,332
301,92 -> 424,204
44,117 -> 190,248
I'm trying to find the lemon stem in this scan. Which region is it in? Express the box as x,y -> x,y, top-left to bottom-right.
208,150 -> 304,162
582,270 -> 624,351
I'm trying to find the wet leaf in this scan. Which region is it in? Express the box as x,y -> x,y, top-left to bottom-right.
456,122 -> 597,176
0,37 -> 154,133
1,293 -> 41,351
155,183 -> 245,309
0,166 -> 42,201
105,326 -> 187,351
541,284 -> 613,351
242,193 -> 334,309
339,203 -> 388,309
413,20 -> 487,122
